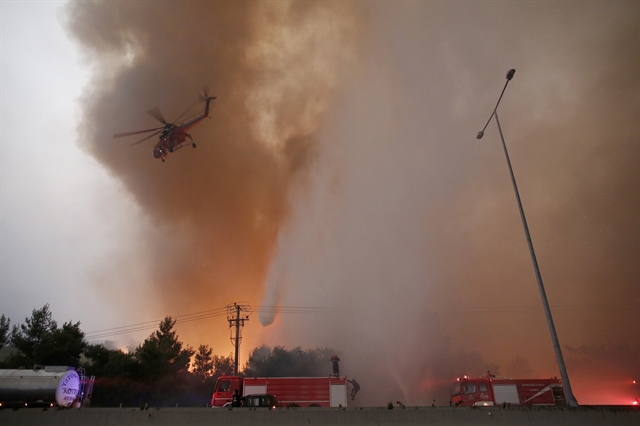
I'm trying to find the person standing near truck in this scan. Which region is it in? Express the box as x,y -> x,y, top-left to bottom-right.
232,389 -> 242,407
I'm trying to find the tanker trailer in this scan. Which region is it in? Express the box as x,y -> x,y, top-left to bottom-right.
0,366 -> 80,408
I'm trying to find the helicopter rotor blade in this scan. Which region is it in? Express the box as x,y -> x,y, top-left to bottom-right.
113,126 -> 164,139
171,97 -> 201,125
130,129 -> 163,146
147,107 -> 168,125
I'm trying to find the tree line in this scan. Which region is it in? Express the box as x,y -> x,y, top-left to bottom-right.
0,305 -> 336,407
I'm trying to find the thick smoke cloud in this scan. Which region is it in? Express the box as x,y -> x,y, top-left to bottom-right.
65,1 -> 638,405
63,1 -> 361,348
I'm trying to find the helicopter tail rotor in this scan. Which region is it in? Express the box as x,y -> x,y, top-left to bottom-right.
201,86 -> 217,102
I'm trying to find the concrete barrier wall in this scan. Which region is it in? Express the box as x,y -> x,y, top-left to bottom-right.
1,406 -> 638,426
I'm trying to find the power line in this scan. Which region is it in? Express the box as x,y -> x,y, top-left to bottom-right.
248,305 -> 338,314
83,305 -> 337,341
84,302 -> 612,341
85,306 -> 228,340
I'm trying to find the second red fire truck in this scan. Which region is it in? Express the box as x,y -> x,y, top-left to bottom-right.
451,372 -> 567,407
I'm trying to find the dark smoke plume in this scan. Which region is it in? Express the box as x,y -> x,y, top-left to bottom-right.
63,1 -> 362,348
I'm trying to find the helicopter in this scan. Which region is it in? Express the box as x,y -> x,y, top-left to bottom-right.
113,92 -> 217,162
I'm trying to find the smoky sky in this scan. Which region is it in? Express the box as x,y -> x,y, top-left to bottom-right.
64,1 -> 638,405
63,0 -> 362,348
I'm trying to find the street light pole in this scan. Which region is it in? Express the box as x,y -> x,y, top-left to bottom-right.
477,69 -> 578,407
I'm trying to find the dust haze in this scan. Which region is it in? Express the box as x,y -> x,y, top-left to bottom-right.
64,2 -> 638,405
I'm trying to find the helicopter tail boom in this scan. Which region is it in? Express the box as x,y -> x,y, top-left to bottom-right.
204,96 -> 217,117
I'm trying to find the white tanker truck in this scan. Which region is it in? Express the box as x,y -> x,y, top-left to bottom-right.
0,366 -> 84,408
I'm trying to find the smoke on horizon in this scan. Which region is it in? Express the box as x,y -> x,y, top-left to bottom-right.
64,1 -> 638,405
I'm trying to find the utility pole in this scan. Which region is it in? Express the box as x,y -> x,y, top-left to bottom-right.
227,303 -> 250,375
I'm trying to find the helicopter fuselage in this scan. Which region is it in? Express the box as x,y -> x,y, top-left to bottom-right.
113,94 -> 216,161
153,131 -> 191,160
151,98 -> 214,161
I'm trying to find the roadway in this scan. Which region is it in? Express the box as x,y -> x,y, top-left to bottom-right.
1,405 -> 638,425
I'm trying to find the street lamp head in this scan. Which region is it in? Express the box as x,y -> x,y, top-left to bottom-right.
477,70 -> 514,140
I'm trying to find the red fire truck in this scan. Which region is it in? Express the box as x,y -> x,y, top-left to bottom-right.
451,373 -> 567,407
211,376 -> 349,407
